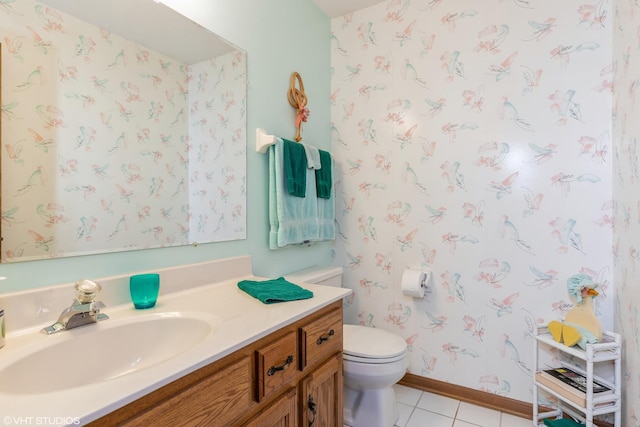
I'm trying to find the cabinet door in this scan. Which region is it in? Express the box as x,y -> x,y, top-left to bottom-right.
301,353 -> 343,427
124,356 -> 251,426
245,387 -> 298,427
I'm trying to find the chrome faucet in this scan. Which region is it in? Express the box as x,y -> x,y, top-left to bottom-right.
42,280 -> 109,334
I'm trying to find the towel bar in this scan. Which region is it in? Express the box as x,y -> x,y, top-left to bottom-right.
256,128 -> 276,153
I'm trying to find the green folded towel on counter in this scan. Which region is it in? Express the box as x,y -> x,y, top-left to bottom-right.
237,277 -> 314,304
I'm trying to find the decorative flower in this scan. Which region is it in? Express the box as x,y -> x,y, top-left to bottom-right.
296,104 -> 310,127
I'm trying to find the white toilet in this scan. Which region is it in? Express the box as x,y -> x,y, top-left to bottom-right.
286,266 -> 408,427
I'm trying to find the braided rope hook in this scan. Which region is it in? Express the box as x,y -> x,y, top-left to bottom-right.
287,72 -> 309,142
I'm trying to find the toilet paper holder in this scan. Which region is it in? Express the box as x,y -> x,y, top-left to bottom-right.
401,268 -> 432,298
418,273 -> 429,288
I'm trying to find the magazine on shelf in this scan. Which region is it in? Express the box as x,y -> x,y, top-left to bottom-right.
535,366 -> 615,408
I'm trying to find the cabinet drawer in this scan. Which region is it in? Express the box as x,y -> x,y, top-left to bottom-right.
299,307 -> 342,370
255,331 -> 297,402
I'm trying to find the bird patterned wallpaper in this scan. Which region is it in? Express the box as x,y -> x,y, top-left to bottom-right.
329,0 -> 630,415
1,0 -> 246,262
613,0 -> 640,421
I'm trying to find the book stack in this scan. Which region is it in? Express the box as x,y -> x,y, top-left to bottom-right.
535,367 -> 615,408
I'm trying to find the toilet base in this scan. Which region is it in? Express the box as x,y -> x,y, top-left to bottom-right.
343,384 -> 398,427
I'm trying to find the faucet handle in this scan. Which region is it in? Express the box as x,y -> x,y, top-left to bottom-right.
75,279 -> 102,303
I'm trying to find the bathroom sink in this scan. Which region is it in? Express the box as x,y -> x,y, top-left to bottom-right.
0,312 -> 217,394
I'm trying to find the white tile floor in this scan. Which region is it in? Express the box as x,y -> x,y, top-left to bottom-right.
346,384 -> 534,427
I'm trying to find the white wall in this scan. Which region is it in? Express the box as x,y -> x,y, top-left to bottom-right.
331,0 -> 614,407
612,0 -> 640,419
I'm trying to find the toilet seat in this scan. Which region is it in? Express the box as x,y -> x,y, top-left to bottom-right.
343,324 -> 407,364
343,352 -> 406,363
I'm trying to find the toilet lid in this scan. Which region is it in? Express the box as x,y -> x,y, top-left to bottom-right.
343,324 -> 407,360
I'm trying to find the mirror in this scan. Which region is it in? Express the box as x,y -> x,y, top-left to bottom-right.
1,0 -> 247,262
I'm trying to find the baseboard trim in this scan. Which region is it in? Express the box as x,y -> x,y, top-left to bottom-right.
398,373 -> 613,427
399,373 -> 531,419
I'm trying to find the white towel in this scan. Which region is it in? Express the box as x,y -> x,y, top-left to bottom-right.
269,138 -> 320,248
302,143 -> 322,170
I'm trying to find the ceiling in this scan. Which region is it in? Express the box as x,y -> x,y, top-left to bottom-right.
39,0 -> 237,63
312,0 -> 385,18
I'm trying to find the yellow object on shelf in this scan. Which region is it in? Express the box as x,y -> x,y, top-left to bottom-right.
548,320 -> 563,343
561,324 -> 582,347
547,321 -> 582,347
564,287 -> 602,341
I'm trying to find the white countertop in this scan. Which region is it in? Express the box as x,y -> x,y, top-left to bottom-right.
0,269 -> 351,426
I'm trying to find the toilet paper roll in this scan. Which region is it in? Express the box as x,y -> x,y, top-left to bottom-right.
401,268 -> 430,298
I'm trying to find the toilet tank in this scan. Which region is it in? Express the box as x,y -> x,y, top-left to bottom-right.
285,265 -> 343,287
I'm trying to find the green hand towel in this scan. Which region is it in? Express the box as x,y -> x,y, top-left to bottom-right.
283,139 -> 307,197
238,277 -> 314,304
543,419 -> 586,427
315,149 -> 332,199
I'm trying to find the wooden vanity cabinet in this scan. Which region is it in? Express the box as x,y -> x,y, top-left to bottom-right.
88,300 -> 343,427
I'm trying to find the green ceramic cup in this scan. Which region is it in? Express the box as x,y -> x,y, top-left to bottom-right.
129,273 -> 160,309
